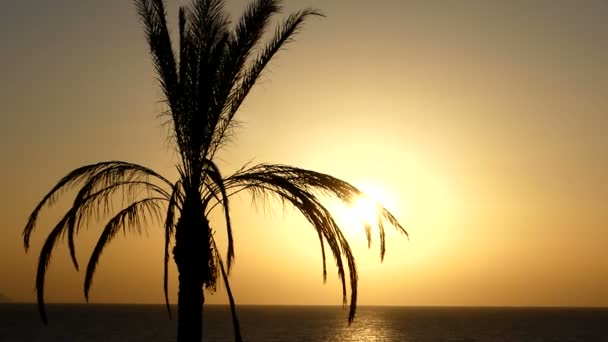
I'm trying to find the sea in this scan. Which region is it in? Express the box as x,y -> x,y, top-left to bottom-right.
0,304 -> 606,341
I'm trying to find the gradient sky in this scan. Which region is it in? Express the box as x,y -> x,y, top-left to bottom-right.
1,0 -> 607,308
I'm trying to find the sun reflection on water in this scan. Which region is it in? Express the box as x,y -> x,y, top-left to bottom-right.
329,307 -> 412,342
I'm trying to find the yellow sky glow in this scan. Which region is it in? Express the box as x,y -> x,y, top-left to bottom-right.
0,0 -> 606,308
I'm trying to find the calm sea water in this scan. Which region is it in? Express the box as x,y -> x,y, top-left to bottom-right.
0,304 -> 606,341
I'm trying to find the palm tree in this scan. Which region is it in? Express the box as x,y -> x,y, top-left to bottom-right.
22,0 -> 407,341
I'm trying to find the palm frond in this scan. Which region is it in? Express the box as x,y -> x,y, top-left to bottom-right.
179,0 -> 231,158
198,31 -> 230,149
211,236 -> 243,342
200,0 -> 281,156
363,223 -> 372,248
23,161 -> 171,251
23,163 -> 113,251
163,181 -> 183,318
201,159 -> 235,272
227,0 -> 281,80
378,219 -> 386,261
84,197 -> 164,300
187,0 -> 229,49
318,230 -> 328,281
36,197 -> 165,322
135,0 -> 178,102
223,165 -> 355,321
65,165 -> 171,270
24,161 -> 171,323
135,0 -> 186,159
223,163 -> 406,322
209,9 -> 323,157
35,206 -> 79,324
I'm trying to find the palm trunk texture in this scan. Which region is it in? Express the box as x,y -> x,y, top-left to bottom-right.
174,195 -> 214,342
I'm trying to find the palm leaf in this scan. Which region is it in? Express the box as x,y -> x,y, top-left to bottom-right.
201,159 -> 235,272
135,0 -> 187,159
24,162 -> 116,251
34,206 -> 79,324
24,161 -> 171,323
163,181 -> 183,318
226,0 -> 281,83
223,165 -> 355,321
223,163 -> 406,322
24,161 -> 171,249
135,0 -> 178,102
84,197 -> 164,300
210,9 -> 323,157
65,165 -> 171,270
211,236 -> 243,342
203,0 -> 281,153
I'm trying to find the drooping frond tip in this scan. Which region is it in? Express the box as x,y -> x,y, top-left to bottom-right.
84,197 -> 164,301
24,161 -> 171,323
222,164 -> 405,324
211,237 -> 243,342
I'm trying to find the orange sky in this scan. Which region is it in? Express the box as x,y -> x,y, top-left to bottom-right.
1,0 -> 606,307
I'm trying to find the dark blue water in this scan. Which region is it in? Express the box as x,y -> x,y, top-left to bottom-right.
0,304 -> 606,341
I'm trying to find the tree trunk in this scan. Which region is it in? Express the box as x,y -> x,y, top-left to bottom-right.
176,266 -> 205,342
173,192 -> 215,342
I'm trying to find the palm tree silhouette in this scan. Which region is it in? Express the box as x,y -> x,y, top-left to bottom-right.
22,0 -> 407,341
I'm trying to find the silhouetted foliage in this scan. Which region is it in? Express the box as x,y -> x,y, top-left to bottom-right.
23,0 -> 407,341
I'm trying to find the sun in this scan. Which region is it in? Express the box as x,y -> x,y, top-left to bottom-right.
329,182 -> 401,241
348,182 -> 399,228
352,195 -> 380,225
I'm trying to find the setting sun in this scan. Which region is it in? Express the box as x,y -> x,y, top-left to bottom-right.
353,183 -> 399,218
351,195 -> 379,226
331,182 -> 403,241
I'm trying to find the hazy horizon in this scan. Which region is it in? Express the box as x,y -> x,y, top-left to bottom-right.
1,0 -> 607,308
3,301 -> 607,309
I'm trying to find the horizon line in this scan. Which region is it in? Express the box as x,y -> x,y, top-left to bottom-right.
3,302 -> 607,309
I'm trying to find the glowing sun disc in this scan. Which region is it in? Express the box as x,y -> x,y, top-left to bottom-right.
352,195 -> 381,225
